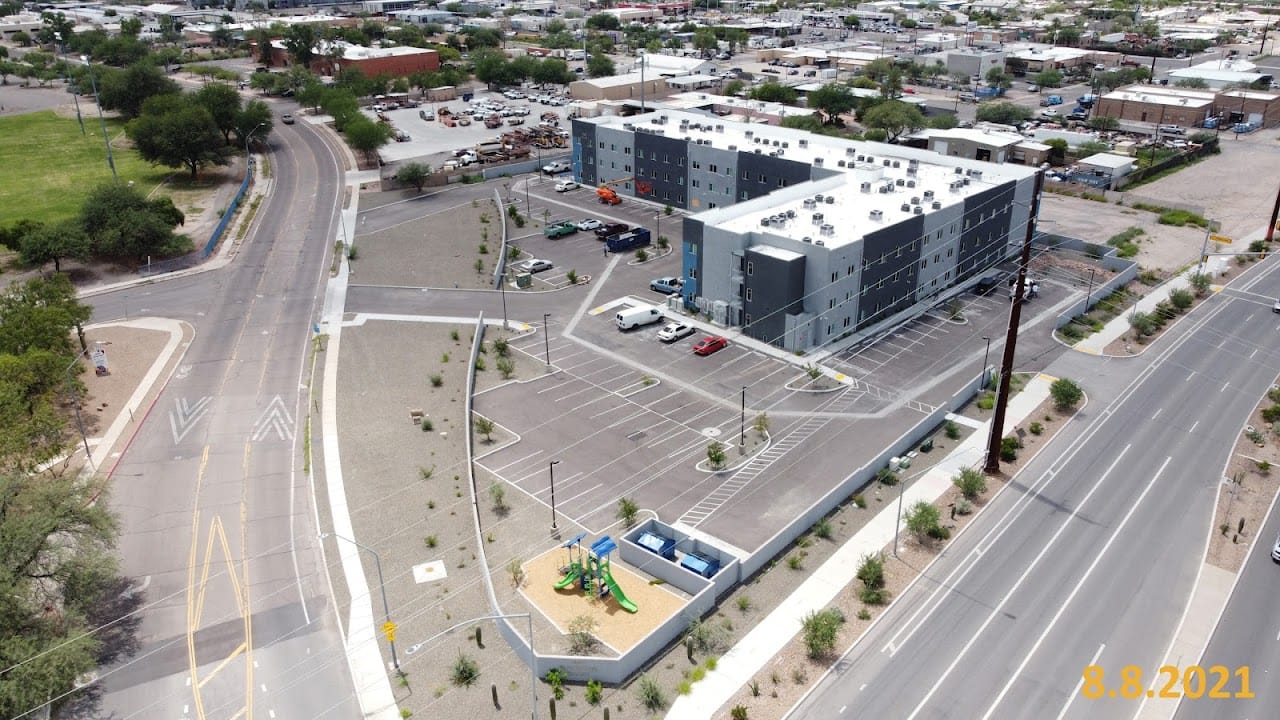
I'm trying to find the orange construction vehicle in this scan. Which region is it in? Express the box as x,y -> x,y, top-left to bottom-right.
596,177 -> 652,205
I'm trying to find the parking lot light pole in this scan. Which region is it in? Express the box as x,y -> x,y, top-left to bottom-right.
542,313 -> 551,369
549,460 -> 561,534
321,532 -> 400,674
981,336 -> 991,388
739,386 -> 747,451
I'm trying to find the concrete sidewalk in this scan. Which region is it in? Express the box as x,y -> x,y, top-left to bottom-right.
1072,271 -> 1196,355
665,374 -> 1057,719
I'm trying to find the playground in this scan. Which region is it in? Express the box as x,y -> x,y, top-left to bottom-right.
519,534 -> 690,655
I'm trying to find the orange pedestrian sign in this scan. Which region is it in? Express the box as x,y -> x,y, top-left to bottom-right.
382,621 -> 397,642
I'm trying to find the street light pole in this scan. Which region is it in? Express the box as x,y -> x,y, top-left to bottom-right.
739,386 -> 747,448
243,122 -> 266,173
321,532 -> 400,674
549,460 -> 561,534
82,55 -> 118,185
55,33 -> 85,136
542,313 -> 551,369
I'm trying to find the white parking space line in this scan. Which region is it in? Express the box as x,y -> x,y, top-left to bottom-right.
536,379 -> 578,395
490,449 -> 545,473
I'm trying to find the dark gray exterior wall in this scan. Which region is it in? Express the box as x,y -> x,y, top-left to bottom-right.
572,119 -> 597,186
743,248 -> 806,344
634,131 -> 690,207
736,152 -> 812,203
957,184 -> 1016,280
857,216 -> 925,329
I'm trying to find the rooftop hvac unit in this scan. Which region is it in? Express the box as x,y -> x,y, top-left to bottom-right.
950,181 -> 963,192
907,180 -> 916,188
932,201 -> 942,210
769,150 -> 779,157
786,209 -> 796,218
680,119 -> 689,125
815,194 -> 824,201
812,212 -> 824,224
971,170 -> 983,179
803,198 -> 816,209
755,148 -> 763,153
838,160 -> 847,167
906,167 -> 917,176
870,209 -> 883,220
860,182 -> 872,193
745,130 -> 754,138
855,153 -> 864,161
963,177 -> 971,185
913,206 -> 923,215
883,182 -> 895,193
815,240 -> 826,246
782,141 -> 789,148
802,237 -> 813,243
624,124 -> 635,130
684,136 -> 691,141
814,157 -> 824,165
866,156 -> 875,163
773,139 -> 780,147
879,185 -> 890,193
954,167 -> 963,174
825,196 -> 834,204
883,159 -> 892,166
923,190 -> 934,199
716,124 -> 724,131
820,224 -> 835,236
901,203 -> 911,212
911,196 -> 920,205
896,178 -> 905,186
728,144 -> 737,150
908,159 -> 919,167
800,139 -> 810,148
759,217 -> 770,226
892,161 -> 901,168
964,169 -> 972,176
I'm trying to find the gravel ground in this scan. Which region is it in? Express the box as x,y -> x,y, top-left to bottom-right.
1209,387 -> 1280,573
351,197 -> 502,289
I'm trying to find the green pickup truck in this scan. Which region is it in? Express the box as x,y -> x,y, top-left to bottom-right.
544,221 -> 578,239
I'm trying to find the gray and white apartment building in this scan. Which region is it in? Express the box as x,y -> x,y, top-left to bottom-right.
570,111 -> 1041,351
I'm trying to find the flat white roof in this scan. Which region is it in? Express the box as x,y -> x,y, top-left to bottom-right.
1078,153 -> 1134,170
580,71 -> 649,89
1008,46 -> 1093,62
1168,68 -> 1265,83
1102,85 -> 1215,108
749,244 -> 806,261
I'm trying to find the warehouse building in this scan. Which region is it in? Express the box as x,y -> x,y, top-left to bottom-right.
571,111 -> 1041,350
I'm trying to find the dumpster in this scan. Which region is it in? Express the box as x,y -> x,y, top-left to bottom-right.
680,552 -> 721,578
636,531 -> 676,560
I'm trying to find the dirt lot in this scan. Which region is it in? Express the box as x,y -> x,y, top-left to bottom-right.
1208,385 -> 1280,572
350,197 -> 503,289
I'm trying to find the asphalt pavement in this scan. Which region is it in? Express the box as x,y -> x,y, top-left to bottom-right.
92,112 -> 360,718
791,259 -> 1280,720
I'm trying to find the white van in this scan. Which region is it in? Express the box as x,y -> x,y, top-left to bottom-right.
616,305 -> 663,331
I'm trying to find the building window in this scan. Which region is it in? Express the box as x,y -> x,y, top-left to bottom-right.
831,272 -> 837,282
746,261 -> 753,275
610,144 -> 616,151
745,313 -> 752,324
741,191 -> 749,200
678,177 -> 684,185
760,175 -> 768,184
709,183 -> 715,192
829,298 -> 835,309
678,158 -> 685,167
624,147 -> 631,155
745,288 -> 752,301
692,179 -> 700,188
625,164 -> 631,172
709,203 -> 717,208
665,173 -> 670,182
742,169 -> 749,179
690,268 -> 698,278
598,141 -> 605,149
692,160 -> 701,169
678,194 -> 684,203
709,164 -> 718,173
690,244 -> 697,256
777,178 -> 785,187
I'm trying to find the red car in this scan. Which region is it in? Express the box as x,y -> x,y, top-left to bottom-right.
692,336 -> 729,356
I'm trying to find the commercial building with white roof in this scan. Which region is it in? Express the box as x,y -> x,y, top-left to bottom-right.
570,110 -> 1040,350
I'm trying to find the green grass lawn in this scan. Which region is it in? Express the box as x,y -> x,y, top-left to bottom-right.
0,110 -> 171,227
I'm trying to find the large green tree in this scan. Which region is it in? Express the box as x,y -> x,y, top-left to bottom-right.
975,101 -> 1033,126
749,82 -> 797,104
861,100 -> 926,141
96,62 -> 179,119
586,53 -> 615,79
78,184 -> 189,261
10,221 -> 90,273
343,116 -> 393,164
127,100 -> 229,178
283,23 -> 318,68
193,82 -> 243,143
806,83 -> 856,122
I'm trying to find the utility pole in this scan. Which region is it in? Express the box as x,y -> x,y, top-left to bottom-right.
1266,177 -> 1280,245
984,170 -> 1044,474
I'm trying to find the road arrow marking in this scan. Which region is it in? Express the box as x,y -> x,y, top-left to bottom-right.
169,397 -> 212,444
252,396 -> 294,442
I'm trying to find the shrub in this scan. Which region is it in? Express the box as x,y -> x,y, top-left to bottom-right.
857,608 -> 872,621
977,392 -> 995,410
635,248 -> 649,262
731,705 -> 749,720
706,657 -> 718,671
1168,288 -> 1194,310
905,501 -> 944,543
860,587 -> 886,604
1261,405 -> 1280,423
451,653 -> 480,687
877,467 -> 899,486
856,553 -> 885,591
1000,435 -> 1020,462
749,679 -> 760,697
691,666 -> 707,682
429,374 -> 443,387
421,417 -> 434,432
1029,421 -> 1043,435
812,517 -> 833,539
736,595 -> 752,613
753,412 -> 770,435
944,420 -> 961,439
1257,460 -> 1272,474
787,552 -> 806,570
568,614 -> 599,654
566,268 -> 578,284
474,416 -> 496,441
1189,272 -> 1211,296
585,679 -> 603,705
853,493 -> 867,508
450,329 -> 460,341
707,441 -> 727,469
1130,312 -> 1158,336
546,668 -> 567,700
953,467 -> 988,500
493,337 -> 509,357
497,358 -> 515,378
956,498 -> 973,515
475,356 -> 487,371
676,680 -> 693,695
489,483 -> 509,515
801,608 -> 845,659
616,497 -> 639,527
425,535 -> 437,547
1050,378 -> 1083,411
636,675 -> 667,712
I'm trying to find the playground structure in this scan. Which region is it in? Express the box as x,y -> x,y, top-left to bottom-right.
554,533 -> 639,614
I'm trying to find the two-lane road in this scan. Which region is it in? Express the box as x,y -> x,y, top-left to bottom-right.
792,261 -> 1280,720
94,119 -> 360,718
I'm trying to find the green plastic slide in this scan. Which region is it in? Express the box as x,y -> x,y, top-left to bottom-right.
554,570 -> 580,590
604,572 -> 638,613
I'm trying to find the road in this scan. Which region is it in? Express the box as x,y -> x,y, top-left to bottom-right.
90,118 -> 360,718
791,261 -> 1280,720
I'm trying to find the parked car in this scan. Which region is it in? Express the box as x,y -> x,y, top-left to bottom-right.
594,222 -> 629,239
649,277 -> 683,294
657,322 -> 695,343
577,218 -> 602,231
281,113 -> 295,124
520,259 -> 554,273
544,221 -> 577,238
692,336 -> 729,356
1026,83 -> 1040,92
1273,298 -> 1280,314
1040,108 -> 1059,118
542,160 -> 571,174
554,180 -> 578,192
